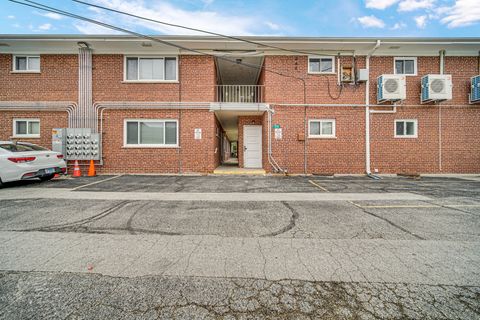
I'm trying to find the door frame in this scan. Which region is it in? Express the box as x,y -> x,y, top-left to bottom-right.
243,125 -> 262,169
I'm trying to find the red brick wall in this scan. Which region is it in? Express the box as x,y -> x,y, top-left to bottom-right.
263,56 -> 366,104
265,106 -> 366,174
99,109 -> 216,174
368,56 -> 480,173
0,54 -> 78,101
1,53 -> 479,174
92,55 -> 216,102
0,111 -> 68,148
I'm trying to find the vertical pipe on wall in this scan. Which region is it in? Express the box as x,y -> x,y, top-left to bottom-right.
438,103 -> 442,171
439,50 -> 446,75
365,40 -> 381,175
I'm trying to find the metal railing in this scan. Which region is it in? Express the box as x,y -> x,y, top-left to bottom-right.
215,85 -> 264,103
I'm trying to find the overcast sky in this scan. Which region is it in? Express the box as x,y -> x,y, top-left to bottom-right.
1,0 -> 479,37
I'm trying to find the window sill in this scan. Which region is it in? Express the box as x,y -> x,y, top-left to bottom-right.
121,80 -> 179,84
394,136 -> 418,139
10,71 -> 41,74
12,135 -> 41,139
394,73 -> 417,77
122,145 -> 180,149
308,136 -> 337,139
308,72 -> 336,75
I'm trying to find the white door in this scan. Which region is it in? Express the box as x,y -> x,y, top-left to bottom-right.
243,125 -> 262,168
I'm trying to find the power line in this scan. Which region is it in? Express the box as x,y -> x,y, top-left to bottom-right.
9,0 -> 344,99
72,0 -> 345,57
12,0 -> 306,83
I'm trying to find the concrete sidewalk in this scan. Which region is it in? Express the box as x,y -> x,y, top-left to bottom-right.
0,188 -> 431,201
1,231 -> 478,286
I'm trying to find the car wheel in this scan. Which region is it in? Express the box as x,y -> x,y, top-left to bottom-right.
40,174 -> 55,182
0,178 -> 3,188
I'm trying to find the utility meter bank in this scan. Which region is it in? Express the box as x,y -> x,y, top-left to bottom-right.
52,128 -> 101,161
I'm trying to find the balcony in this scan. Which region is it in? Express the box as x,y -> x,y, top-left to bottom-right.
215,85 -> 264,103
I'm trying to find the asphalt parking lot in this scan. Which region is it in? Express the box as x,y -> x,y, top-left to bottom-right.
0,174 -> 479,319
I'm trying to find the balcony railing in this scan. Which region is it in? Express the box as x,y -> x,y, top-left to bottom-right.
215,85 -> 264,103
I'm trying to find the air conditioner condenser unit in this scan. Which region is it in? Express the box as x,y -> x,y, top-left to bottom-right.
421,74 -> 452,104
377,74 -> 406,104
469,75 -> 480,104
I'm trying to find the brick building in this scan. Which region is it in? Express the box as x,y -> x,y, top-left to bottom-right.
1,35 -> 479,174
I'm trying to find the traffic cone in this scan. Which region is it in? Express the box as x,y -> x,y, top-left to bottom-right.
72,160 -> 82,178
87,160 -> 96,177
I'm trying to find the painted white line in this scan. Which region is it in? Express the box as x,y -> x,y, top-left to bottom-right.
308,180 -> 329,192
71,175 -> 124,191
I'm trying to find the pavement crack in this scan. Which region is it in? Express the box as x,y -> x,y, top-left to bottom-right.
260,201 -> 299,237
348,201 -> 426,240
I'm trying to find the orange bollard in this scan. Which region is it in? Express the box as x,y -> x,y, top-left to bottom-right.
72,160 -> 82,178
87,159 -> 96,177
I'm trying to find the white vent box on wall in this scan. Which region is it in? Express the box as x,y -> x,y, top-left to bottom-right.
469,75 -> 480,104
421,74 -> 452,103
377,74 -> 406,104
356,68 -> 369,82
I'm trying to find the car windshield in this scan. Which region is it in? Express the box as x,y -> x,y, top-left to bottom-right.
0,143 -> 48,152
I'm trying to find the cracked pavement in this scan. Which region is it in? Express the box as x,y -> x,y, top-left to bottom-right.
0,175 -> 479,319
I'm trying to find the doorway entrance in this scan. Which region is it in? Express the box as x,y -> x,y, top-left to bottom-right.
243,125 -> 262,168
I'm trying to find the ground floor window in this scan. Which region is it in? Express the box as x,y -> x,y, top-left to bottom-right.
13,119 -> 40,137
308,119 -> 336,138
124,119 -> 178,147
395,119 -> 418,138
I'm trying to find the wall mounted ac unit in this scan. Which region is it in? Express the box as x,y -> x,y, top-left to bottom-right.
421,74 -> 452,104
469,75 -> 480,104
377,74 -> 406,104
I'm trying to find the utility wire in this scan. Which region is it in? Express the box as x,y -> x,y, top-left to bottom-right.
72,0 -> 347,57
12,0 -> 303,82
9,0 -> 344,100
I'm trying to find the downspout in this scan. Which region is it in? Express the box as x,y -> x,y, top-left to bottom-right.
439,49 -> 446,74
365,40 -> 381,175
265,105 -> 283,173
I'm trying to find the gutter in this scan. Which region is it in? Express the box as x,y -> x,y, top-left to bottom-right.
365,40 -> 381,175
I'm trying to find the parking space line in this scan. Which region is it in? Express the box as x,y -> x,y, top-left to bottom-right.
71,174 -> 124,191
308,180 -> 329,192
348,203 -> 480,209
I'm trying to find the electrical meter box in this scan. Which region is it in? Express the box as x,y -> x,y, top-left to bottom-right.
52,128 -> 101,161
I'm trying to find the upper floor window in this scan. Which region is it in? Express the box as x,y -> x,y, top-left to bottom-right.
308,56 -> 335,74
13,55 -> 40,72
395,119 -> 418,138
13,119 -> 40,138
308,119 -> 336,138
125,56 -> 177,82
394,57 -> 417,76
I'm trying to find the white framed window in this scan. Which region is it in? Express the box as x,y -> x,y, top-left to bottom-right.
13,119 -> 40,138
394,57 -> 417,76
308,119 -> 336,138
12,55 -> 40,72
124,119 -> 179,147
124,56 -> 178,82
308,56 -> 335,74
395,119 -> 418,138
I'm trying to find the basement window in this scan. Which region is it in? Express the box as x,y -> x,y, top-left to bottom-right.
394,57 -> 417,76
13,55 -> 40,72
125,56 -> 177,82
308,56 -> 335,74
124,119 -> 178,147
395,119 -> 418,138
13,119 -> 40,138
308,119 -> 336,138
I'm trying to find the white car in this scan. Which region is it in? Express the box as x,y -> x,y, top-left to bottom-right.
0,141 -> 66,187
